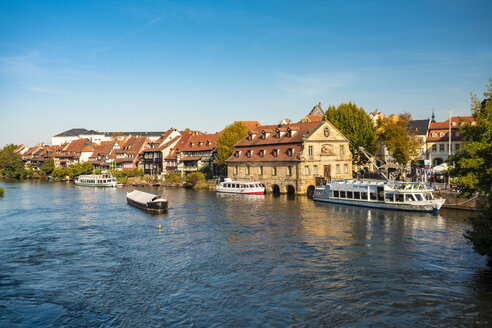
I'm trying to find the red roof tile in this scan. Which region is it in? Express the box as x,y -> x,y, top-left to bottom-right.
179,133 -> 220,151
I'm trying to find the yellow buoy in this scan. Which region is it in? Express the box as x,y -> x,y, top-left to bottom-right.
158,224 -> 161,230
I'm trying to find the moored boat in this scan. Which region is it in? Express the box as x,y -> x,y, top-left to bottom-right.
313,180 -> 445,213
126,190 -> 168,213
216,178 -> 265,195
74,174 -> 117,187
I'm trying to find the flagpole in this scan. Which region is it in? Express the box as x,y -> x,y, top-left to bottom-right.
448,108 -> 451,190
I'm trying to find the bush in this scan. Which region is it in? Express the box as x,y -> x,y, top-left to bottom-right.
185,172 -> 205,187
52,167 -> 73,179
164,173 -> 182,185
0,187 -> 4,197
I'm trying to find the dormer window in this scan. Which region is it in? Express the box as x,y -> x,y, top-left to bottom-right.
248,132 -> 253,140
291,130 -> 297,136
206,141 -> 211,146
246,150 -> 253,158
287,148 -> 294,156
452,121 -> 457,126
259,150 -> 265,158
432,132 -> 436,138
251,133 -> 256,139
273,149 -> 278,157
471,121 -> 477,126
439,132 -> 445,137
460,122 -> 464,126
189,142 -> 193,147
198,142 -> 202,147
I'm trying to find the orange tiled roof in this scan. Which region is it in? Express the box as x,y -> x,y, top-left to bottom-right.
227,121 -> 323,163
427,116 -> 475,142
179,133 -> 220,152
234,121 -> 321,147
64,138 -> 92,152
428,116 -> 474,130
90,141 -> 116,158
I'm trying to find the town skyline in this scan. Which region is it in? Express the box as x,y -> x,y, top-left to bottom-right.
1,0 -> 491,146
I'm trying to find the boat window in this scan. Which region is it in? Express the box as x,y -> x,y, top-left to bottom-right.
361,192 -> 367,199
406,194 -> 415,202
415,194 -> 423,201
395,194 -> 404,202
347,191 -> 353,198
334,190 -> 339,197
340,191 -> 346,198
354,192 -> 360,199
385,194 -> 394,202
370,193 -> 377,200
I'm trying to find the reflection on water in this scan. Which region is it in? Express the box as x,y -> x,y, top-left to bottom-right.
0,181 -> 491,326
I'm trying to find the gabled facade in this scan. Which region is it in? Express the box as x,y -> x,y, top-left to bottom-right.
22,144 -> 48,170
88,140 -> 118,170
142,129 -> 182,174
114,136 -> 149,170
164,133 -> 193,173
54,138 -> 94,167
227,121 -> 352,194
426,116 -> 475,166
176,133 -> 220,176
301,103 -> 325,123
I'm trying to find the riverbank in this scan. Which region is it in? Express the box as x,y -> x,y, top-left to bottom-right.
434,190 -> 480,211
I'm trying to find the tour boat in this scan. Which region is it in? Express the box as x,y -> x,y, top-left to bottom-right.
126,190 -> 168,213
216,178 -> 265,195
313,180 -> 445,213
74,174 -> 117,187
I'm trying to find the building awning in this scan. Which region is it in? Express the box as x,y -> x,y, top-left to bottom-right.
181,157 -> 201,161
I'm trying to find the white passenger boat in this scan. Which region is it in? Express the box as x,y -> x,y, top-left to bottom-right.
126,190 -> 168,213
313,180 -> 445,213
216,178 -> 265,195
74,174 -> 117,187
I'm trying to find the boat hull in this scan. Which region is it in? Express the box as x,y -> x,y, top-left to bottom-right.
126,197 -> 167,213
313,196 -> 445,213
216,189 -> 264,195
74,181 -> 117,187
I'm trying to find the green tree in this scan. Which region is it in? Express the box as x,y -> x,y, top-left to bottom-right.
324,102 -> 378,165
40,157 -> 55,175
448,79 -> 492,266
216,121 -> 250,168
70,162 -> 94,177
0,144 -> 25,179
377,113 -> 421,166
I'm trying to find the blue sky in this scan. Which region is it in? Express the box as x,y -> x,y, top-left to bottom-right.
1,0 -> 491,146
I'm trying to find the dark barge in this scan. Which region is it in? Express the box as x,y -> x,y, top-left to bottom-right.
126,190 -> 168,213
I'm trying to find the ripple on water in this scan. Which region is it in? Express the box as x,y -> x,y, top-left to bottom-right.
0,182 -> 491,327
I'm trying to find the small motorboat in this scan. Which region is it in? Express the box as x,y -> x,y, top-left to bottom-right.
126,190 -> 168,213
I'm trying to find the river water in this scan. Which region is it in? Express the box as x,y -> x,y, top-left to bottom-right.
0,181 -> 491,327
